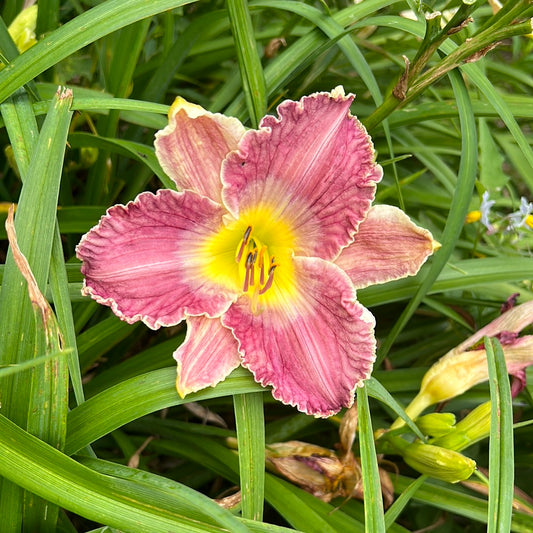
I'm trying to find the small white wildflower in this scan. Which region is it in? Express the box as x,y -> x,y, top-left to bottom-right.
508,197 -> 533,230
480,191 -> 495,232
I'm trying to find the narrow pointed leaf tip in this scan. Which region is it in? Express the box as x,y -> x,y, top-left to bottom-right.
77,87 -> 437,417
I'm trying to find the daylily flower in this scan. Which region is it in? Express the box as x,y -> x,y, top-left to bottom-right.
76,87 -> 437,417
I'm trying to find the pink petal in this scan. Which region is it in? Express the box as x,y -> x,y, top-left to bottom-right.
504,336 -> 533,376
154,97 -> 246,203
335,205 -> 438,289
222,257 -> 376,417
174,316 -> 241,396
221,87 -> 383,261
456,299 -> 533,353
76,189 -> 236,329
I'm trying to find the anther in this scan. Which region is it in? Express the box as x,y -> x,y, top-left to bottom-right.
236,226 -> 253,263
259,264 -> 277,295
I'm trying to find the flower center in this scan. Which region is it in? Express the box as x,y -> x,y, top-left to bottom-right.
201,205 -> 296,312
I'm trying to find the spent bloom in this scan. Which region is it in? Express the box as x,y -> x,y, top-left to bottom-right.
264,406 -> 394,506
76,87 -> 437,417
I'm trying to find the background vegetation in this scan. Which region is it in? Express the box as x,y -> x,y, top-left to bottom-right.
1,0 -> 532,531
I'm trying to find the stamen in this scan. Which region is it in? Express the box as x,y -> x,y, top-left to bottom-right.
259,264 -> 277,295
235,225 -> 252,263
258,246 -> 267,285
249,250 -> 258,287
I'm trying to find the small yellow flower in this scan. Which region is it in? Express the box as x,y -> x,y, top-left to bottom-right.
525,215 -> 533,230
465,210 -> 481,223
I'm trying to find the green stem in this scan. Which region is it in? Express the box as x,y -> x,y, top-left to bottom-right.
365,18 -> 532,131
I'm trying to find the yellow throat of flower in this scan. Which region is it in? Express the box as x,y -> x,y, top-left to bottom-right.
202,205 -> 296,312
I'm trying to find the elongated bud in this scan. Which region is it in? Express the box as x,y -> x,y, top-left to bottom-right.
416,412 -> 456,438
402,441 -> 476,483
431,401 -> 492,451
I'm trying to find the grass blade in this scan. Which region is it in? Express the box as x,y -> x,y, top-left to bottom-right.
376,65 -> 477,364
65,367 -> 263,455
0,0 -> 198,104
486,337 -> 514,533
227,0 -> 267,126
0,414 -> 253,533
234,392 -> 266,521
358,385 -> 386,532
0,87 -> 72,529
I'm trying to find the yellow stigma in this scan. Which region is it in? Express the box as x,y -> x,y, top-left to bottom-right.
202,205 -> 296,312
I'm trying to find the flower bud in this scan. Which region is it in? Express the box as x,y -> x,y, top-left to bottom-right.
431,401 -> 492,451
416,412 -> 456,438
7,5 -> 38,53
402,441 -> 476,483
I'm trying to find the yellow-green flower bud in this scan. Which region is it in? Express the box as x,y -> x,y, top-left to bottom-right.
431,401 -> 492,451
416,412 -> 456,438
8,5 -> 38,53
402,441 -> 476,483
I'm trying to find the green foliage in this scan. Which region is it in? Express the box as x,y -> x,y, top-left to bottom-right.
1,0 -> 533,531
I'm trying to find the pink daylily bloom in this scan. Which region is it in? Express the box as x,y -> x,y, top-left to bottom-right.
76,87 -> 437,417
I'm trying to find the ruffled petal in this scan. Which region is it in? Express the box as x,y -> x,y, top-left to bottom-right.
222,257 -> 376,417
335,205 -> 438,289
76,189 -> 236,329
221,87 -> 382,261
154,97 -> 246,203
174,316 -> 241,396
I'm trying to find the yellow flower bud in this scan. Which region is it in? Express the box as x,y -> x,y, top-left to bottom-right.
416,412 -> 456,438
431,401 -> 492,451
402,441 -> 476,483
8,5 -> 38,53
